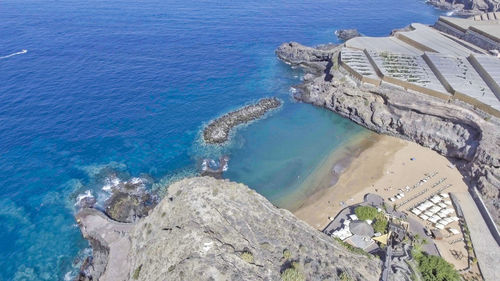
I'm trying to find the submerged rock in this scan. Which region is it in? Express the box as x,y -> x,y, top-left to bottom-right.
201,155 -> 229,178
335,29 -> 361,41
203,98 -> 282,144
76,177 -> 381,281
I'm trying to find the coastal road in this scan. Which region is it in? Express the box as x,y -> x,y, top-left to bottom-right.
454,192 -> 500,281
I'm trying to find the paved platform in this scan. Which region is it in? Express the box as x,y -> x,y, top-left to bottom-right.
469,54 -> 500,98
346,36 -> 421,55
424,53 -> 500,113
340,48 -> 380,85
367,51 -> 450,98
453,192 -> 500,281
341,15 -> 500,117
396,23 -> 474,56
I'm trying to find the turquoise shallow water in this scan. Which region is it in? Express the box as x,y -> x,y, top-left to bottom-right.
0,0 -> 443,280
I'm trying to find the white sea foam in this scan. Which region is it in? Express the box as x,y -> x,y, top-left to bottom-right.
102,176 -> 120,192
75,190 -> 93,206
0,49 -> 27,59
129,177 -> 145,186
64,271 -> 75,281
201,159 -> 208,171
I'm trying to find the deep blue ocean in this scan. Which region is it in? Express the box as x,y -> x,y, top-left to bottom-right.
0,0 -> 443,280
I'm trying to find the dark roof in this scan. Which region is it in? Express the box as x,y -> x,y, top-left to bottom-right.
349,221 -> 374,237
364,193 -> 384,207
431,229 -> 443,239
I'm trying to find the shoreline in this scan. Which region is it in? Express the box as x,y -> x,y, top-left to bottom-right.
292,132 -> 474,231
292,134 -> 406,229
275,130 -> 377,211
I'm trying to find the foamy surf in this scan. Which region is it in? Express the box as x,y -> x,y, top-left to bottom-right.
0,49 -> 27,59
75,190 -> 94,206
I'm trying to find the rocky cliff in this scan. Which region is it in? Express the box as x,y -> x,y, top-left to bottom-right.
427,0 -> 500,14
76,177 -> 381,281
275,42 -> 500,225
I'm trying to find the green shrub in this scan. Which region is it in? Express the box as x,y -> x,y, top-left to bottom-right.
414,253 -> 459,281
240,251 -> 254,263
281,263 -> 305,281
354,206 -> 378,221
339,271 -> 352,281
283,249 -> 292,260
132,265 -> 142,280
373,213 -> 388,234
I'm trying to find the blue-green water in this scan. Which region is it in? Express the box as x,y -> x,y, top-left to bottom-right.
0,0 -> 444,279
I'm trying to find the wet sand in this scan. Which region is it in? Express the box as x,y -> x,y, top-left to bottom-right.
293,134 -> 469,230
276,131 -> 379,211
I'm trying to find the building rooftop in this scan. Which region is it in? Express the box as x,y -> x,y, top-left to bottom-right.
345,234 -> 375,250
350,220 -> 375,237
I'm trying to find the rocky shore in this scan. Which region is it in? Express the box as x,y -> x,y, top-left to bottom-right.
75,177 -> 381,281
275,42 -> 500,225
335,29 -> 361,41
426,0 -> 500,15
203,98 -> 282,144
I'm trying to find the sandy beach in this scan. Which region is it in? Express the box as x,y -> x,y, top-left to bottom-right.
293,134 -> 469,231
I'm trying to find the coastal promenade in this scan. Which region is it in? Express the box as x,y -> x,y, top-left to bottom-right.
453,192 -> 500,281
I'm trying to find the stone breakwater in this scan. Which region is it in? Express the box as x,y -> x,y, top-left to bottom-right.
75,177 -> 381,281
275,42 -> 500,225
203,98 -> 282,144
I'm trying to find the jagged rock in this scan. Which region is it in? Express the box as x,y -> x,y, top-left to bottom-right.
427,0 -> 499,14
76,177 -> 381,281
104,180 -> 158,223
104,191 -> 155,223
276,44 -> 500,224
335,29 -> 362,41
203,98 -> 282,144
275,42 -> 338,74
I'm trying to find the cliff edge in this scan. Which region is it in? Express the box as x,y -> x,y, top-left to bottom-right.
76,177 -> 381,281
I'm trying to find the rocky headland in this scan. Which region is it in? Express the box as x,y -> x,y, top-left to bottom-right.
203,98 -> 282,144
275,42 -> 500,225
76,177 -> 381,281
426,0 -> 500,15
335,29 -> 362,41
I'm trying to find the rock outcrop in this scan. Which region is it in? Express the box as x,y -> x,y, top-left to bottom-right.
335,29 -> 362,41
427,0 -> 500,14
275,42 -> 339,75
76,177 -> 381,281
203,98 -> 282,144
276,43 -> 500,224
104,179 -> 158,223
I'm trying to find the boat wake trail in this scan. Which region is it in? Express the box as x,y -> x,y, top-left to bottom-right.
0,49 -> 28,59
